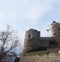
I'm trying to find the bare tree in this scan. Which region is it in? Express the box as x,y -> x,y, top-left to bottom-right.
0,25 -> 21,62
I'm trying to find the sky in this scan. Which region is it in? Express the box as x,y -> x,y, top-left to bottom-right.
0,0 -> 60,43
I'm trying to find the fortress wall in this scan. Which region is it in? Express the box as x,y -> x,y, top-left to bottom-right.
23,28 -> 57,53
23,36 -> 56,53
23,21 -> 60,54
20,53 -> 60,62
21,21 -> 60,62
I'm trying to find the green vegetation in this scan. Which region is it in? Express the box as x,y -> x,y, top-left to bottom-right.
23,49 -> 59,56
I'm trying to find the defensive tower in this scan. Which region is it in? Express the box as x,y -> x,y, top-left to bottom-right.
23,29 -> 40,53
51,21 -> 60,37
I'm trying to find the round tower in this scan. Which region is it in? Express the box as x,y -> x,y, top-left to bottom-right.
23,29 -> 40,53
51,21 -> 60,37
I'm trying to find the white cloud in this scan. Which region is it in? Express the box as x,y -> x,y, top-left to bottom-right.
22,0 -> 59,21
0,0 -> 20,23
0,0 -> 60,40
0,0 -> 60,22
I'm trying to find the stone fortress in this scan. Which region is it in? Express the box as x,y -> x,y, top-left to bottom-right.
23,21 -> 60,53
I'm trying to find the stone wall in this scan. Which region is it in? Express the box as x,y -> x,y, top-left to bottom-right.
20,53 -> 60,62
23,36 -> 57,53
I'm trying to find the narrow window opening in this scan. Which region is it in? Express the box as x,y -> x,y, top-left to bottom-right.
59,27 -> 60,31
53,33 -> 56,35
28,34 -> 31,39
